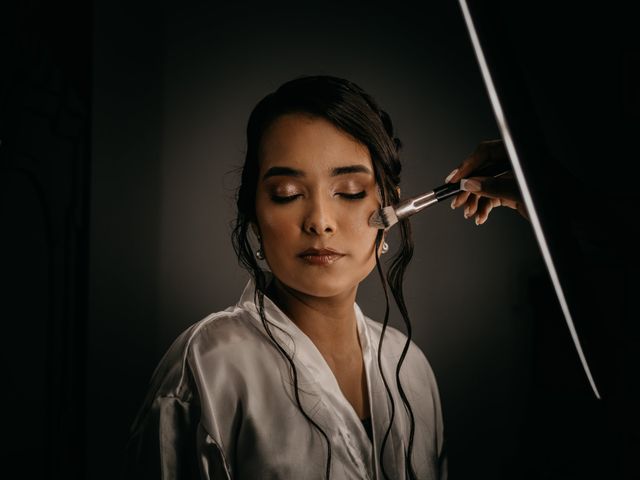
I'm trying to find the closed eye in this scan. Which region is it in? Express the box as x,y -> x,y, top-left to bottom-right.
271,194 -> 302,204
338,191 -> 367,200
270,191 -> 367,203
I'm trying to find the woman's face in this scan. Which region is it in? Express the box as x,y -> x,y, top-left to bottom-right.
254,113 -> 384,299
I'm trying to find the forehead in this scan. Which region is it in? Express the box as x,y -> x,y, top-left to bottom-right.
258,113 -> 372,172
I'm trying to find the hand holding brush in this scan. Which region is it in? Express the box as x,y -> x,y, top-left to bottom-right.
369,139 -> 528,229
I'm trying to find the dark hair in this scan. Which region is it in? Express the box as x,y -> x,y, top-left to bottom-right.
232,75 -> 417,480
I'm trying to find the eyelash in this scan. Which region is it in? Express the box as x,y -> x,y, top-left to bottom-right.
341,191 -> 367,200
271,191 -> 367,204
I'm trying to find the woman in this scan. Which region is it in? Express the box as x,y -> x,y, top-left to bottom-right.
125,75 -> 524,480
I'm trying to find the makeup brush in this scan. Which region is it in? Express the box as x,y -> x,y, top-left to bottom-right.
369,161 -> 512,229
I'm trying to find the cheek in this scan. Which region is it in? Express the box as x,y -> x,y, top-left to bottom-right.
341,202 -> 379,247
256,203 -> 298,245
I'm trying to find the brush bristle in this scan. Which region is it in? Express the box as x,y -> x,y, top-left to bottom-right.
369,206 -> 398,229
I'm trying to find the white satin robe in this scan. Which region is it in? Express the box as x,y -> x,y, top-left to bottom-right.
125,278 -> 447,479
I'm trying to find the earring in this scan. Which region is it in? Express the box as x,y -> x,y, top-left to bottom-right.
255,247 -> 265,260
382,242 -> 389,254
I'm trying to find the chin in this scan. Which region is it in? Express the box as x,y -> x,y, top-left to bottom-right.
279,271 -> 361,299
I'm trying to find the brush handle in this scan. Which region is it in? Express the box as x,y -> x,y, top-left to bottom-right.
433,161 -> 511,202
389,160 -> 513,223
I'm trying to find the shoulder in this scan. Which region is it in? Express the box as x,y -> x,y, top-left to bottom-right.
145,305 -> 267,400
129,305 -> 269,435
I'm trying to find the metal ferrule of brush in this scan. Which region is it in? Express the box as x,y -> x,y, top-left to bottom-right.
394,191 -> 439,220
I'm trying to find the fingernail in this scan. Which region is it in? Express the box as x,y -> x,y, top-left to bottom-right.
445,168 -> 459,183
450,198 -> 456,209
460,178 -> 481,192
463,207 -> 470,218
475,216 -> 480,225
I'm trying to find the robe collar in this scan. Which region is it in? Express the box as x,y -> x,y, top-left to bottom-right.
236,274 -> 405,480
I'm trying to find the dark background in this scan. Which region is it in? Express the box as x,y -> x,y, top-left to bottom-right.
1,1 -> 637,479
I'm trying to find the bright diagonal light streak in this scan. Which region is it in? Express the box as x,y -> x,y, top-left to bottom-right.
458,0 -> 601,399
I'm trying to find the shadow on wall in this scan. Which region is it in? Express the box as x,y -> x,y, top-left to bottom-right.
1,0 -> 91,479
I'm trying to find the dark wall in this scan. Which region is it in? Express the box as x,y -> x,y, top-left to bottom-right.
1,1 -> 91,479
467,3 -> 639,478
3,0 -> 636,479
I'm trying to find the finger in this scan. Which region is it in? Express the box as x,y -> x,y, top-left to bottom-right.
487,195 -> 517,211
518,203 -> 530,221
444,143 -> 492,184
450,191 -> 471,209
479,176 -> 522,203
445,152 -> 484,184
463,193 -> 479,219
475,197 -> 494,225
485,183 -> 529,220
446,139 -> 509,185
444,167 -> 460,183
457,139 -> 506,181
490,195 -> 519,210
460,176 -> 522,204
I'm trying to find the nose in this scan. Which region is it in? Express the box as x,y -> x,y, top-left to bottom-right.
303,194 -> 336,236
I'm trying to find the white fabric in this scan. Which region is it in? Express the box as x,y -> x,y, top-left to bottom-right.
126,277 -> 447,479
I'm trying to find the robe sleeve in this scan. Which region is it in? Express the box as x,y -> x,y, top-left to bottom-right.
124,395 -> 232,480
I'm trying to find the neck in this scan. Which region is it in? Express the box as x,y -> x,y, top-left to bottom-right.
267,278 -> 360,356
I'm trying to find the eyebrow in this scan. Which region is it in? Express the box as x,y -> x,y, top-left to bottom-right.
262,164 -> 372,180
330,165 -> 372,177
262,166 -> 304,180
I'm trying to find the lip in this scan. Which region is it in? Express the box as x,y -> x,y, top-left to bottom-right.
298,247 -> 345,266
